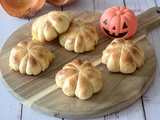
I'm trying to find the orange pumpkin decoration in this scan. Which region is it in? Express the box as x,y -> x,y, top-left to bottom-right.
46,0 -> 76,6
1,0 -> 45,18
100,6 -> 138,39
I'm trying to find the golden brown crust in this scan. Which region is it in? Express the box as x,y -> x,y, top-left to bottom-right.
32,11 -> 74,42
59,20 -> 99,53
9,41 -> 55,75
101,38 -> 145,74
55,59 -> 103,100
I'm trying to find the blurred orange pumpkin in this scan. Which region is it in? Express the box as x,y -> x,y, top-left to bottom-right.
1,0 -> 45,18
46,0 -> 76,6
100,6 -> 138,39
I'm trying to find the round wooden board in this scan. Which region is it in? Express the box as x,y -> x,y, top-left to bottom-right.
0,9 -> 158,118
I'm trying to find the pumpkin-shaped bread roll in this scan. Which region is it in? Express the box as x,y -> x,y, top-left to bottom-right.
55,59 -> 103,100
59,20 -> 99,53
32,11 -> 74,42
9,41 -> 55,75
101,38 -> 145,74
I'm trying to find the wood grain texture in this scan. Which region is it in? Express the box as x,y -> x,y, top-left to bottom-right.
0,7 -> 160,118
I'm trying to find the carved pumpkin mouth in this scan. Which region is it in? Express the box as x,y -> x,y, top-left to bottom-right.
103,27 -> 128,38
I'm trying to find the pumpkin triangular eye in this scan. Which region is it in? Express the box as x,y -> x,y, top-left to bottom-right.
103,19 -> 108,25
112,26 -> 116,30
123,23 -> 128,29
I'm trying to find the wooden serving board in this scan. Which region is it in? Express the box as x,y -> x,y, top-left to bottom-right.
0,7 -> 160,118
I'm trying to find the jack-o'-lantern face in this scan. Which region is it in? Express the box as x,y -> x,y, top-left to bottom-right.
100,6 -> 138,39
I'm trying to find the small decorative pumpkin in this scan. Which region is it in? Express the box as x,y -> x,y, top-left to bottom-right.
100,6 -> 138,39
46,0 -> 76,6
1,0 -> 45,18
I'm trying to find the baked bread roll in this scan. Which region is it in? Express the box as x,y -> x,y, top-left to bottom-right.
101,38 -> 145,74
9,41 -> 55,75
32,11 -> 74,42
55,59 -> 103,100
59,20 -> 99,53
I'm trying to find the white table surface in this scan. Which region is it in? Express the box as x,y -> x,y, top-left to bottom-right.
0,0 -> 160,120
